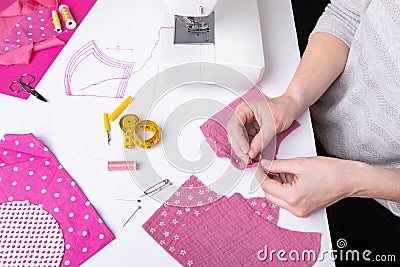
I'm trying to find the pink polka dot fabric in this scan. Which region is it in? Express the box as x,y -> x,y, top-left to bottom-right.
143,176 -> 320,266
1,7 -> 61,53
0,133 -> 115,267
200,88 -> 301,170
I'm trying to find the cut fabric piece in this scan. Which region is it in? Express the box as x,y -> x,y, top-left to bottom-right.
200,88 -> 300,169
35,0 -> 60,7
0,42 -> 33,65
33,36 -> 64,51
0,200 -> 65,267
0,37 -> 64,66
0,0 -> 96,99
143,176 -> 224,267
0,133 -> 114,267
186,193 -> 320,266
64,40 -> 134,98
0,2 -> 65,66
0,0 -> 43,45
246,196 -> 279,225
1,7 -> 62,53
143,176 -> 309,267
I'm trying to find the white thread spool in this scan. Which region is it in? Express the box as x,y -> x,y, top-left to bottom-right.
58,4 -> 77,30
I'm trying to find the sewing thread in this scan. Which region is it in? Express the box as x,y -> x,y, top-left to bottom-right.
59,4 -> 77,30
51,10 -> 62,33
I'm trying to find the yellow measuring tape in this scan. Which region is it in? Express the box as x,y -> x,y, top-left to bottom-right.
119,114 -> 162,149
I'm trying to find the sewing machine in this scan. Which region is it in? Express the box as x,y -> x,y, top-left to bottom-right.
160,0 -> 265,89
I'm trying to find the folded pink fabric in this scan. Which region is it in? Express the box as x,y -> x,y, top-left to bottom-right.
36,0 -> 59,7
0,133 -> 114,267
200,88 -> 300,169
0,4 -> 64,65
143,176 -> 320,267
0,37 -> 64,65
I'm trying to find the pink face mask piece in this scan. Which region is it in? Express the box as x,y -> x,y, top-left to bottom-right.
185,193 -> 321,267
143,176 -> 320,267
0,133 -> 115,267
200,88 -> 301,169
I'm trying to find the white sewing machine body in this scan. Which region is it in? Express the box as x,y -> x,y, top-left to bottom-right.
160,0 -> 265,89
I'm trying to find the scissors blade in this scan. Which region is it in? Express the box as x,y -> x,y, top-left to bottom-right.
29,89 -> 47,102
36,93 -> 47,102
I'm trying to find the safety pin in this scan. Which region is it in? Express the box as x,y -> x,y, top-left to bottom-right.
116,179 -> 173,203
140,179 -> 171,197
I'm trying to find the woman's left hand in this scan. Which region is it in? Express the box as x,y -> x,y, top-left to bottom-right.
258,156 -> 363,217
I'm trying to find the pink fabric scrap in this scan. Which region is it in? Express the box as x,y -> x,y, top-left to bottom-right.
35,0 -> 60,7
0,133 -> 115,267
200,88 -> 301,170
186,193 -> 321,266
143,176 -> 320,267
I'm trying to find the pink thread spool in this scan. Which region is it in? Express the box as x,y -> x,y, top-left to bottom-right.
107,161 -> 136,171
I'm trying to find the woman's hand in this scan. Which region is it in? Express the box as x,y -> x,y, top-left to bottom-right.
227,95 -> 299,163
257,156 -> 364,217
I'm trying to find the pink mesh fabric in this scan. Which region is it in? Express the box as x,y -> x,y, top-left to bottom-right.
200,88 -> 300,169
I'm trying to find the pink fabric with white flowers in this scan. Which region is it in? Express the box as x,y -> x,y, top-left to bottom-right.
143,176 -> 320,266
200,88 -> 301,170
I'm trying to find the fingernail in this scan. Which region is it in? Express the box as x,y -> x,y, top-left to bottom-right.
248,149 -> 258,159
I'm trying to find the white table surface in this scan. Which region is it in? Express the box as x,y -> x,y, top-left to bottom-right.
0,0 -> 334,266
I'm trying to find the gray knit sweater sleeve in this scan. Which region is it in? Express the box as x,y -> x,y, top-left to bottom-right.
311,0 -> 371,46
308,0 -> 400,217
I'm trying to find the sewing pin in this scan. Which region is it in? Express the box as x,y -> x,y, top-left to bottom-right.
115,199 -> 142,203
123,205 -> 141,227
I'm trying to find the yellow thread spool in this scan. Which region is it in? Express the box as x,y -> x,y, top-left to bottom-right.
59,4 -> 77,30
51,10 -> 62,33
